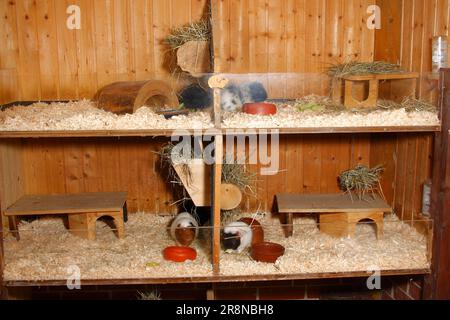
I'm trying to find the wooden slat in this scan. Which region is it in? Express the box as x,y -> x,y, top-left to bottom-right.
55,0 -> 78,99
76,0 -> 98,99
36,0 -> 59,100
3,268 -> 432,287
132,0 -> 155,80
113,0 -> 135,82
0,140 -> 25,219
4,192 -> 127,216
15,0 -> 41,100
276,193 -> 391,213
0,1 -> 20,103
0,125 -> 441,139
94,0 -> 117,89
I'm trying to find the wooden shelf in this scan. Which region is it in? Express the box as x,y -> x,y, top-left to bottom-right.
3,268 -> 431,287
0,125 -> 441,138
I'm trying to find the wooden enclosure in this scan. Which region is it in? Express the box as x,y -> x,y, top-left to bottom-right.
0,0 -> 449,299
1,0 -> 448,102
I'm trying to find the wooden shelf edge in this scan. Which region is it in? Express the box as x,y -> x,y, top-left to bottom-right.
3,268 -> 431,287
0,126 -> 441,138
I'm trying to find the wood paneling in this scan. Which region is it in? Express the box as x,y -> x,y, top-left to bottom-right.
370,133 -> 433,220
0,140 -> 25,231
21,138 -> 177,214
376,0 -> 450,101
0,0 -> 209,103
1,0 -> 447,102
212,0 -> 376,96
0,133 -> 430,221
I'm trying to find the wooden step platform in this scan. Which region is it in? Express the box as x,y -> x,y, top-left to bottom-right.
276,193 -> 392,239
4,192 -> 128,241
331,72 -> 419,108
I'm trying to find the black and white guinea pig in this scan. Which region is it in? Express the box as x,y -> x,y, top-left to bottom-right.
222,221 -> 253,253
170,212 -> 199,247
179,81 -> 268,112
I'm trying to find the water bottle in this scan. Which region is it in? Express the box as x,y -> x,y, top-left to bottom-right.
432,36 -> 448,73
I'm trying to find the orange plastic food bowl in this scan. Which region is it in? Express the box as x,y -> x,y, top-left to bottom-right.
242,103 -> 277,115
163,246 -> 197,262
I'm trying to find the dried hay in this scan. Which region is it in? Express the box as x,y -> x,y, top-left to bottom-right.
378,97 -> 438,113
165,20 -> 211,50
137,290 -> 162,300
328,61 -> 403,78
339,165 -> 385,201
222,157 -> 258,195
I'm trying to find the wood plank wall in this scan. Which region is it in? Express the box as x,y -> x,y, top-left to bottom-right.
20,138 -> 178,214
212,0 -> 376,97
374,0 -> 441,221
0,140 -> 25,229
0,0 -> 209,104
375,0 -> 450,100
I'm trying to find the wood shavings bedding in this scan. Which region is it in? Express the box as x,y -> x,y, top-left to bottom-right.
3,213 -> 212,281
3,213 -> 429,281
220,214 -> 430,276
0,100 -> 213,131
221,103 -> 440,128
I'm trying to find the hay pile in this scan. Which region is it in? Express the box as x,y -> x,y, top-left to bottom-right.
339,165 -> 385,200
165,20 -> 211,50
328,61 -> 403,78
0,100 -> 214,131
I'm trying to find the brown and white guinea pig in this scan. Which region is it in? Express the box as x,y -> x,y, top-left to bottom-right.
170,212 -> 199,247
222,218 -> 264,253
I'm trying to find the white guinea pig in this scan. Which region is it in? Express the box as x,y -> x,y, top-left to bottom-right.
222,221 -> 253,253
170,212 -> 199,246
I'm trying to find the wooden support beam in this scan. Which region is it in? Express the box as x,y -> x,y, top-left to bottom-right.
212,134 -> 223,275
424,69 -> 450,299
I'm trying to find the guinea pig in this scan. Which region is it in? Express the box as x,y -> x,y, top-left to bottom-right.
220,84 -> 245,112
170,212 -> 199,246
222,221 -> 253,253
178,84 -> 213,109
240,82 -> 268,104
179,81 -> 268,113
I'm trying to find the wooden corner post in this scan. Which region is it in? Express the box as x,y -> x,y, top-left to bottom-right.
424,68 -> 450,299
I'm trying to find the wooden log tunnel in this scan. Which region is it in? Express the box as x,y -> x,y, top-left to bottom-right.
94,80 -> 180,115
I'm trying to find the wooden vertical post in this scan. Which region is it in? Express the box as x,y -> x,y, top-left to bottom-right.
0,200 -> 4,300
208,75 -> 228,274
424,68 -> 450,299
208,75 -> 229,127
212,134 -> 223,275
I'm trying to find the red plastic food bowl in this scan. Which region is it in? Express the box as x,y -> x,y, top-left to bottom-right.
251,242 -> 285,263
243,103 -> 277,115
163,246 -> 197,262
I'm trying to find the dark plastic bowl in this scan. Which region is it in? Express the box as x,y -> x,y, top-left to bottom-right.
251,242 -> 285,263
243,103 -> 277,115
